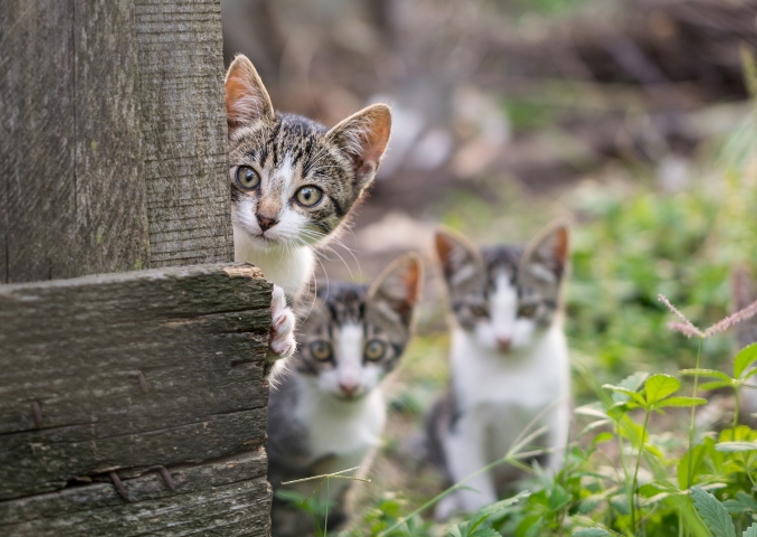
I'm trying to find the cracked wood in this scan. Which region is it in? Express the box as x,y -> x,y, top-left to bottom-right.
0,264 -> 271,501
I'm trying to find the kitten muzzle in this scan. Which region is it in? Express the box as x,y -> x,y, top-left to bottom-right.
256,214 -> 278,232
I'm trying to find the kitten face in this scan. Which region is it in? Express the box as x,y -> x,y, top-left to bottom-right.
292,255 -> 421,400
436,224 -> 569,352
225,55 -> 391,251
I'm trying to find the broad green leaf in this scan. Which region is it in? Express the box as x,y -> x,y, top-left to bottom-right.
618,371 -> 649,392
644,374 -> 681,405
743,522 -> 757,537
548,484 -> 571,511
602,384 -> 646,406
572,529 -> 612,537
734,343 -> 757,378
736,491 -> 757,511
714,441 -> 757,452
680,368 -> 734,382
479,491 -> 530,515
655,396 -> 708,409
591,431 -> 615,446
691,487 -> 737,537
447,526 -> 464,537
679,442 -> 709,492
471,529 -> 499,537
698,381 -> 734,392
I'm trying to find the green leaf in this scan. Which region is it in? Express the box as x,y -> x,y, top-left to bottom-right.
591,431 -> 615,446
479,491 -> 530,515
602,384 -> 646,406
743,522 -> 757,537
698,381 -> 734,392
736,491 -> 757,512
655,396 -> 708,409
714,441 -> 757,452
691,487 -> 737,537
644,374 -> 681,405
471,529 -> 499,537
734,343 -> 757,378
572,529 -> 612,537
548,484 -> 571,511
680,368 -> 734,382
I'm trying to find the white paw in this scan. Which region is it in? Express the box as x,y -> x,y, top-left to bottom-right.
434,492 -> 460,522
268,285 -> 296,361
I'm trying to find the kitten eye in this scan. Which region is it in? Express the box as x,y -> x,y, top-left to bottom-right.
236,166 -> 260,190
518,304 -> 537,318
295,186 -> 323,208
364,339 -> 386,361
309,341 -> 332,361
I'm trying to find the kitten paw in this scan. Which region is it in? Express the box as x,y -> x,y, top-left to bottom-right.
268,285 -> 296,361
434,493 -> 460,522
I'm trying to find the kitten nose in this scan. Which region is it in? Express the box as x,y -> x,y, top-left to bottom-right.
497,337 -> 512,352
339,382 -> 358,397
256,214 -> 278,232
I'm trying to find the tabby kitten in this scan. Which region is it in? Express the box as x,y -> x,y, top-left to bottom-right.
224,55 -> 391,360
427,223 -> 571,519
266,254 -> 422,537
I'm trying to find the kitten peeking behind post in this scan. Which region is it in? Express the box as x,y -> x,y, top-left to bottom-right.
266,254 -> 422,537
427,223 -> 571,520
224,54 -> 392,363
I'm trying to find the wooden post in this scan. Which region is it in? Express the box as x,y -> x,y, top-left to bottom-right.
0,1 -> 272,534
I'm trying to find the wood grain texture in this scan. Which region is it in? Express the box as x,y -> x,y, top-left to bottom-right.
0,448 -> 271,537
0,0 -> 150,283
0,264 -> 271,501
135,0 -> 233,267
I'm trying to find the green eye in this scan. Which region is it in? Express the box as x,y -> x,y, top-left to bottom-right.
518,304 -> 537,318
364,339 -> 386,361
236,166 -> 260,190
295,186 -> 323,208
310,341 -> 332,361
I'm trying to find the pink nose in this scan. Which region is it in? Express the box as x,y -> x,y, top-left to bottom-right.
339,382 -> 358,397
497,338 -> 512,352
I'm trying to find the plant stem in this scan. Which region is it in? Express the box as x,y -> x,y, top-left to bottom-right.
733,385 -> 741,430
685,339 -> 703,537
630,408 -> 651,535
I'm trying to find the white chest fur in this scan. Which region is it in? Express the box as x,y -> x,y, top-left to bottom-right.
451,323 -> 570,452
233,224 -> 314,297
452,323 -> 569,406
294,378 -> 387,468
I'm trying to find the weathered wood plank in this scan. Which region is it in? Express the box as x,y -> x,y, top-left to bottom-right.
135,0 -> 233,267
0,264 -> 271,501
0,0 -> 150,283
0,448 -> 271,537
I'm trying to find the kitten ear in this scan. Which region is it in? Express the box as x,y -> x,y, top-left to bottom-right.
326,103 -> 392,189
368,253 -> 423,326
521,222 -> 570,284
435,228 -> 484,289
224,54 -> 275,134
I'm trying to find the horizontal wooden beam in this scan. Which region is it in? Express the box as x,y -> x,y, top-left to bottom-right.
0,448 -> 271,537
0,264 -> 271,501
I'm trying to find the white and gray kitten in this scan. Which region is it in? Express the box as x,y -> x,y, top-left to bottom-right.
427,223 -> 571,519
224,55 -> 391,361
266,254 -> 422,537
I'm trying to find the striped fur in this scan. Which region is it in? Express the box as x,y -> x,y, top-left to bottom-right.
266,254 -> 421,536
